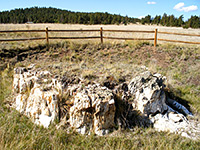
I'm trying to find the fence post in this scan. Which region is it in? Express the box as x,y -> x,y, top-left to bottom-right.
45,27 -> 49,46
154,28 -> 158,47
100,27 -> 103,44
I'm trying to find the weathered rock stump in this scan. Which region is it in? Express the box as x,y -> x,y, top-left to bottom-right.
13,65 -> 61,127
11,65 -> 199,139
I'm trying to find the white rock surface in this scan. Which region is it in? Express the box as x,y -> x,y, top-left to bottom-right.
13,65 -> 61,127
128,71 -> 199,140
150,111 -> 200,139
69,84 -> 116,136
128,71 -> 168,115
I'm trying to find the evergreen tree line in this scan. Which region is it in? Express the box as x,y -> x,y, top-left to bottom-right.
0,7 -> 199,28
141,13 -> 200,29
0,7 -> 138,25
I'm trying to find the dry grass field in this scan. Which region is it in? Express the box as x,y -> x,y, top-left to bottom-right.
0,23 -> 200,49
0,23 -> 200,149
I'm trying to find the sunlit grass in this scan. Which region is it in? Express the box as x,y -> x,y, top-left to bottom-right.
0,40 -> 200,149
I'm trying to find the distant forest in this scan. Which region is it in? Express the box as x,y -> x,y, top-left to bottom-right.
0,7 -> 199,28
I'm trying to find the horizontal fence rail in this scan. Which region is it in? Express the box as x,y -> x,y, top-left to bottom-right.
0,30 -> 45,33
48,29 -> 100,32
157,39 -> 200,44
0,27 -> 200,47
49,36 -> 100,40
103,29 -> 155,33
103,37 -> 154,41
158,31 -> 200,37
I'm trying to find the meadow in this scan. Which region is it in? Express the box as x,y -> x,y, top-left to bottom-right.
0,23 -> 200,49
0,24 -> 200,149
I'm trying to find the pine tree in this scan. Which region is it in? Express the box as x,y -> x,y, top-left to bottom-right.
160,13 -> 168,26
177,15 -> 184,27
169,15 -> 175,26
152,15 -> 161,25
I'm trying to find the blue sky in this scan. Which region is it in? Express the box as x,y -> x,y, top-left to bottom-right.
0,0 -> 199,20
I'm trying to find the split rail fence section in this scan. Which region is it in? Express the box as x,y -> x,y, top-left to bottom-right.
0,27 -> 200,47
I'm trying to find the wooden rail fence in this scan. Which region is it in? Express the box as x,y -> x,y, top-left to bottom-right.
0,27 -> 200,47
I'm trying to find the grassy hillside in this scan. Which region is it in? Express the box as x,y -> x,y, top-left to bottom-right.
0,41 -> 200,149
